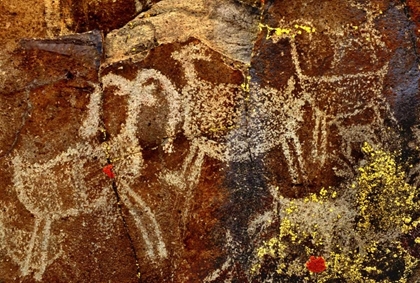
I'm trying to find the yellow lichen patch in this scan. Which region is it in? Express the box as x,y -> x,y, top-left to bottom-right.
241,75 -> 251,92
356,142 -> 417,233
258,23 -> 316,39
274,27 -> 292,36
251,142 -> 419,282
294,24 -> 316,33
252,188 -> 341,278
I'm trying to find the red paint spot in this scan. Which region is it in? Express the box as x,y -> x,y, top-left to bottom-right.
103,164 -> 115,178
305,256 -> 326,273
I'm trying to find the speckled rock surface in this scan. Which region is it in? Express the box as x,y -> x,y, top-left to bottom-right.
1,0 -> 420,282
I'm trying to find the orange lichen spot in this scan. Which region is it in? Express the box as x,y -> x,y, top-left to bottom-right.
103,164 -> 115,178
305,256 -> 326,273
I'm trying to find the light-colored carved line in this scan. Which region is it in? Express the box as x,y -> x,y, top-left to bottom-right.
283,134 -> 305,183
103,69 -> 182,260
80,83 -> 102,140
187,147 -> 205,185
125,186 -> 167,259
103,69 -> 182,152
11,79 -> 107,280
12,144 -> 97,217
44,0 -> 70,36
203,258 -> 232,282
312,108 -> 327,167
204,231 -> 237,282
22,218 -> 40,277
289,36 -> 388,84
127,198 -> 156,259
181,143 -> 205,230
181,143 -> 198,176
34,218 -> 52,281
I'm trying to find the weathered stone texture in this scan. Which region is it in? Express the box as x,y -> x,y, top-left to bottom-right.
238,1 -> 401,200
100,38 -> 245,281
1,0 -> 420,282
0,29 -> 139,282
104,0 -> 259,64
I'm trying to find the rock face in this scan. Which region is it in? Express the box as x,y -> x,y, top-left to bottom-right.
1,0 -> 420,282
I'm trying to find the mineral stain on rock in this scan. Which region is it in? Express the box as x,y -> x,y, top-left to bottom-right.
1,0 -> 420,282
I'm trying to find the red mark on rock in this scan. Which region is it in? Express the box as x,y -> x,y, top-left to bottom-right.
305,256 -> 326,273
103,164 -> 115,178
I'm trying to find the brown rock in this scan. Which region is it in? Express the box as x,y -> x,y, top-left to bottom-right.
100,38 -> 244,282
59,0 -> 144,34
0,31 -> 138,282
1,0 -> 420,282
251,0 -> 399,197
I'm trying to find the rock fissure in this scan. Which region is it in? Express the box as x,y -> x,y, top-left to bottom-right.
98,117 -> 142,280
110,180 -> 142,282
2,0 -> 420,282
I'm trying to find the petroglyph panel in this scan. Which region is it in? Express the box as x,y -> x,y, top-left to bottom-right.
0,31 -> 139,282
204,1 -> 420,282
100,38 -> 244,281
1,0 -> 420,282
246,2 -> 398,196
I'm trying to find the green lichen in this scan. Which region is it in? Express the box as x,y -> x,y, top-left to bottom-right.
251,142 -> 419,282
